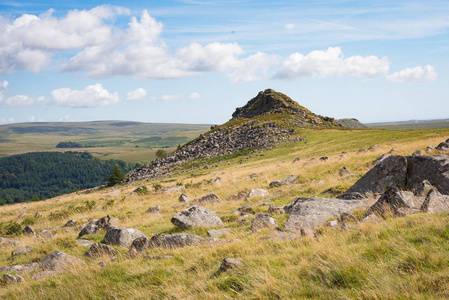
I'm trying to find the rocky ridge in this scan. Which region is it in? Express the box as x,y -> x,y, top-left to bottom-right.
125,89 -> 340,182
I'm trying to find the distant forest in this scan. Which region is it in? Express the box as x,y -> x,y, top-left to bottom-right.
0,152 -> 138,205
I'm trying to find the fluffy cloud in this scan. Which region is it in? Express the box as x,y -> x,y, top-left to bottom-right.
0,80 -> 8,102
285,23 -> 295,30
188,92 -> 200,100
3,95 -> 47,107
386,65 -> 438,83
126,88 -> 148,101
51,84 -> 119,108
273,47 -> 390,80
0,5 -> 129,74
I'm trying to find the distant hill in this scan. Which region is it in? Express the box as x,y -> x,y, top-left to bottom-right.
0,151 -> 136,205
0,121 -> 210,164
367,119 -> 449,129
337,118 -> 368,129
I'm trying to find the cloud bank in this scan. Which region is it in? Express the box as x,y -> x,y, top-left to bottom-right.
51,84 -> 119,108
386,65 -> 438,83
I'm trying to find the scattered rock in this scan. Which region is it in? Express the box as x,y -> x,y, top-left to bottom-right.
249,173 -> 259,179
284,197 -> 370,236
22,225 -> 35,236
268,175 -> 298,188
336,192 -> 365,200
78,220 -> 99,237
339,167 -> 352,177
250,213 -> 278,232
292,157 -> 301,163
146,206 -> 162,214
436,142 -> 449,151
0,237 -> 23,248
388,148 -> 397,154
267,205 -> 285,214
104,227 -> 146,247
84,243 -> 118,259
178,194 -> 191,203
63,219 -> 77,227
78,215 -> 119,237
197,193 -> 222,205
171,206 -> 223,230
130,234 -> 217,252
326,220 -> 339,227
11,246 -> 32,258
320,156 -> 329,161
159,185 -> 184,194
420,188 -> 449,213
227,191 -> 248,201
17,213 -> 26,219
211,177 -> 221,185
39,251 -> 85,271
2,273 -> 24,284
237,206 -> 253,214
133,186 -> 148,194
412,149 -> 424,156
368,144 -> 378,150
426,145 -> 435,153
339,212 -> 358,223
0,263 -> 37,275
364,187 -> 420,218
218,258 -> 244,272
357,149 -> 368,154
247,188 -> 269,199
207,228 -> 231,238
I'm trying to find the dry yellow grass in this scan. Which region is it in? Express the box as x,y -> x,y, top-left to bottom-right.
0,128 -> 448,299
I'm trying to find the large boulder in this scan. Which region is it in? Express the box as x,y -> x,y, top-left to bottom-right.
346,155 -> 407,194
250,213 -> 278,232
268,175 -> 298,188
171,206 -> 223,230
436,142 -> 449,151
420,188 -> 449,213
78,220 -> 99,237
38,251 -> 85,271
284,197 -> 369,236
78,215 -> 119,237
345,155 -> 449,195
103,226 -> 146,247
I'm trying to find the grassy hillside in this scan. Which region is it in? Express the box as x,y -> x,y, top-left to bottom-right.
0,121 -> 210,164
0,128 -> 448,298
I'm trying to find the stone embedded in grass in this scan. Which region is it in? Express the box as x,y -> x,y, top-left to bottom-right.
250,213 -> 278,232
339,167 -> 352,177
268,205 -> 285,214
218,258 -> 244,272
146,205 -> 162,214
247,188 -> 269,199
129,234 -> 217,253
178,194 -> 191,203
412,149 -> 424,156
84,243 -> 118,259
104,226 -> 146,247
268,175 -> 298,189
0,237 -> 23,248
436,142 -> 449,151
78,220 -> 99,237
38,250 -> 85,271
2,273 -> 24,284
63,219 -> 77,227
78,215 -> 119,237
31,271 -> 61,280
11,246 -> 32,258
364,187 -> 420,218
0,262 -> 38,274
76,239 -> 94,247
196,193 -> 222,205
171,206 -> 223,230
207,228 -> 231,238
22,225 -> 35,236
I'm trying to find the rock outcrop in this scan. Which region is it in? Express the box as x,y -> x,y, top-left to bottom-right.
103,227 -> 146,247
345,155 -> 449,195
129,233 -> 217,252
38,251 -> 85,271
171,206 -> 223,229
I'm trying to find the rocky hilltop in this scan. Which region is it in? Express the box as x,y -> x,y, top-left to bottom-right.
125,89 -> 342,182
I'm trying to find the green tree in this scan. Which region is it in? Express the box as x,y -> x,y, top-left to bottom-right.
107,164 -> 126,186
155,149 -> 167,158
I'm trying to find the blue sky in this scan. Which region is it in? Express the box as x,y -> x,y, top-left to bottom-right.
0,0 -> 448,124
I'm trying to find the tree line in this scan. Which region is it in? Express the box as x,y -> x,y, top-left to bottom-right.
0,151 -> 138,205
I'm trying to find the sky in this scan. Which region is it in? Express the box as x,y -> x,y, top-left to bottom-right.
0,0 -> 448,125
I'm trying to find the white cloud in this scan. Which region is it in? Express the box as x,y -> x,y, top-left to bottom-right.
161,94 -> 184,101
126,88 -> 148,101
386,65 -> 438,83
273,47 -> 390,80
51,84 -> 119,108
285,23 -> 295,30
5,95 -> 34,107
0,117 -> 14,123
188,92 -> 200,100
0,5 -> 129,74
0,80 -> 8,102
